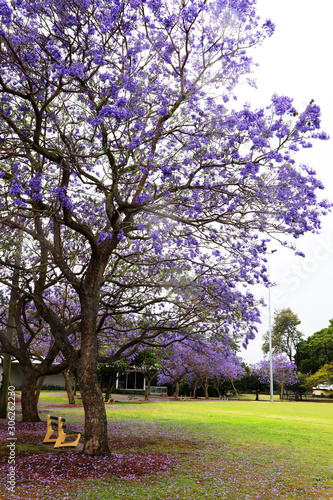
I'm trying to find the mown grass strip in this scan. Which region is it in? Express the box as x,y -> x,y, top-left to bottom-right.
1,395 -> 333,499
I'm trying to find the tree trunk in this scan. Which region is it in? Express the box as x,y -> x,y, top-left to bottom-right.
174,381 -> 180,400
106,376 -> 116,394
76,363 -> 110,455
144,377 -> 151,401
193,386 -> 197,399
204,378 -> 209,399
69,289 -> 111,455
213,380 -> 221,399
21,368 -> 41,422
231,380 -> 240,400
0,254 -> 19,418
34,376 -> 45,404
255,389 -> 259,401
63,368 -> 75,404
280,383 -> 284,401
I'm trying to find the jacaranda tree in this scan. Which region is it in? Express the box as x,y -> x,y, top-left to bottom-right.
251,354 -> 299,400
0,0 -> 330,454
0,293 -> 68,422
183,340 -> 244,398
157,339 -> 194,399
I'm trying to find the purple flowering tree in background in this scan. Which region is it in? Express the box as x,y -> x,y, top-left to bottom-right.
214,355 -> 245,400
0,0 -> 330,454
157,341 -> 193,399
184,341 -> 244,399
184,342 -> 222,399
252,354 -> 299,400
158,339 -> 244,399
0,283 -> 74,421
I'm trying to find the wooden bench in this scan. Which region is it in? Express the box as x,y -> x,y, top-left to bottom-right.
43,415 -> 81,448
104,394 -> 116,404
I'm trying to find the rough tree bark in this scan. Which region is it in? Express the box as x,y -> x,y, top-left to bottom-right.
62,368 -> 75,404
174,381 -> 180,400
74,313 -> 110,455
144,377 -> 151,401
76,365 -> 109,455
203,377 -> 209,399
21,367 -> 41,422
106,377 -> 116,394
280,383 -> 284,401
34,376 -> 45,404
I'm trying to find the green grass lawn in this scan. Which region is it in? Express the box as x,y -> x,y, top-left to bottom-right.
1,394 -> 333,499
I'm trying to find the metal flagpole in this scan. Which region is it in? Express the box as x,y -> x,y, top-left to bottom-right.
267,249 -> 277,403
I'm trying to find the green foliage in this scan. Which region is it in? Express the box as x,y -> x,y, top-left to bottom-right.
129,348 -> 161,398
262,308 -> 303,361
97,360 -> 128,391
290,371 -> 308,397
295,319 -> 333,373
305,361 -> 333,389
40,384 -> 66,390
129,348 -> 160,372
236,364 -> 267,399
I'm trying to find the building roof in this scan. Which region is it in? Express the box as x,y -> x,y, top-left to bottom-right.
312,384 -> 333,391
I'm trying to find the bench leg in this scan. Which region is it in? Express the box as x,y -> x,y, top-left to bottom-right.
43,415 -> 57,443
54,432 -> 81,448
54,418 -> 81,448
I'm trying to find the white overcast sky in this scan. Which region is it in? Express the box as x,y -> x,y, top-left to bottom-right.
238,0 -> 333,364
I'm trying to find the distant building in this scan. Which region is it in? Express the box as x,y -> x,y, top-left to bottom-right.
115,371 -> 167,395
116,371 -> 146,391
312,384 -> 333,396
1,359 -> 167,394
0,358 -> 66,388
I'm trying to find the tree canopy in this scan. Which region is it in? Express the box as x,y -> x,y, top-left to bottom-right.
304,362 -> 333,390
295,320 -> 333,374
252,354 -> 298,400
262,308 -> 303,362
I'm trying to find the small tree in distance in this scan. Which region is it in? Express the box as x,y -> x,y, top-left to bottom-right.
252,354 -> 299,400
238,366 -> 268,401
262,308 -> 303,362
128,348 -> 161,401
